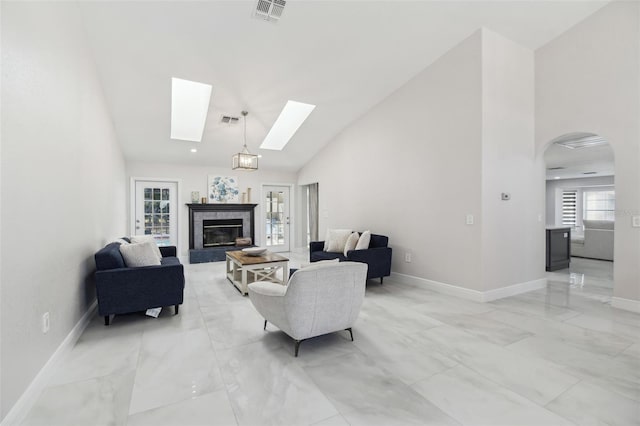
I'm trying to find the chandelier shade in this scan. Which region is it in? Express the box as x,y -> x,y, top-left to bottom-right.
232,111 -> 258,171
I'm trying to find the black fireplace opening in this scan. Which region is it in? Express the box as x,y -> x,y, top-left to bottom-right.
203,219 -> 243,247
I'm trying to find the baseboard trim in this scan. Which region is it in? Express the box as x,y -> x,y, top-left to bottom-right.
390,272 -> 484,302
611,297 -> 640,313
482,278 -> 548,302
389,272 -> 547,303
1,301 -> 97,426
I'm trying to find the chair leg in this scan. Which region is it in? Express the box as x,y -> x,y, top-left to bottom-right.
294,340 -> 302,357
263,319 -> 267,330
104,315 -> 110,326
380,277 -> 384,285
174,304 -> 179,315
346,327 -> 354,341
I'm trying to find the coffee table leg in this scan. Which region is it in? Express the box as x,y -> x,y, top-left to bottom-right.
241,268 -> 248,295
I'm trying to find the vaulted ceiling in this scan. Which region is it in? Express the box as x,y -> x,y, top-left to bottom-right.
79,1 -> 608,172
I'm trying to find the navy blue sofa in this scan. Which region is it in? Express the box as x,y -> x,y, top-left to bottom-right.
94,241 -> 184,325
310,233 -> 392,283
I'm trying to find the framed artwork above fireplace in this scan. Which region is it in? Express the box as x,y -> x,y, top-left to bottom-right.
208,175 -> 239,203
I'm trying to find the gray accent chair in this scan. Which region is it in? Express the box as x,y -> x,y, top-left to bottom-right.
571,220 -> 614,261
248,262 -> 368,357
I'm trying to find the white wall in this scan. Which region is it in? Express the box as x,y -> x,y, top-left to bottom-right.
545,176 -> 615,227
536,1 -> 640,303
1,2 -> 127,420
480,29 -> 540,291
298,31 -> 485,290
126,162 -> 296,257
298,29 -> 544,293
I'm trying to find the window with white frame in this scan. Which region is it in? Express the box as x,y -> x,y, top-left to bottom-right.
583,190 -> 615,221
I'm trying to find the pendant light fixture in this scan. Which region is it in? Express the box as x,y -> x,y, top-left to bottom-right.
232,111 -> 259,171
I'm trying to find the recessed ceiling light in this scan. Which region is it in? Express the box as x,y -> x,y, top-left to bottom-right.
190,148 -> 197,153
260,101 -> 316,151
170,78 -> 212,142
554,176 -> 561,180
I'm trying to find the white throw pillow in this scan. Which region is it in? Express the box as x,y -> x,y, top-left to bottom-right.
119,242 -> 162,267
323,229 -> 352,253
131,235 -> 162,261
355,230 -> 371,250
344,232 -> 360,256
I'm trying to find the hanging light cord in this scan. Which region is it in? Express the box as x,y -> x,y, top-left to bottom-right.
242,111 -> 248,150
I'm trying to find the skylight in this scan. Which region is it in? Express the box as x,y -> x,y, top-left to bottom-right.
170,78 -> 212,142
260,101 -> 316,150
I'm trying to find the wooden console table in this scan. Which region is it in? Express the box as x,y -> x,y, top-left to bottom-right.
226,250 -> 289,295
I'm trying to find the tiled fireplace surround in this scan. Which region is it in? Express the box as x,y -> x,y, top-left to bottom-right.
187,203 -> 257,263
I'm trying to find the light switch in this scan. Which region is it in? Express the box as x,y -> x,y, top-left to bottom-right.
633,215 -> 640,228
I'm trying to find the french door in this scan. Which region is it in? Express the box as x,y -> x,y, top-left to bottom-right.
133,180 -> 178,247
264,185 -> 290,252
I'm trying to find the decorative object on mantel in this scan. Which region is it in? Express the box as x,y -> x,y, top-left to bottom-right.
201,197 -> 207,204
232,111 -> 259,171
208,176 -> 239,203
247,187 -> 252,203
191,191 -> 200,203
241,192 -> 247,203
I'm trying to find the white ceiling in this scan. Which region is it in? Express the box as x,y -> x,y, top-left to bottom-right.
79,1 -> 609,172
544,136 -> 614,180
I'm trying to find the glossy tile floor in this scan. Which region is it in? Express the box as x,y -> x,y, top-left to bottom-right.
22,255 -> 640,425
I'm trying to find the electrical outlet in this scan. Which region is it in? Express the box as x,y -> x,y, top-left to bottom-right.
466,214 -> 474,225
42,312 -> 50,334
405,252 -> 412,263
633,215 -> 640,228
501,192 -> 511,201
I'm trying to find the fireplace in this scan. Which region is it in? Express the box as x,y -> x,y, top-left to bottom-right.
203,219 -> 242,247
187,203 -> 257,263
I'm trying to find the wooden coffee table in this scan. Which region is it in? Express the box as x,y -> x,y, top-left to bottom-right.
226,250 -> 290,295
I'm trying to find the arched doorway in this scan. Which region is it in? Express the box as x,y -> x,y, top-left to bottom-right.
542,132 -> 615,299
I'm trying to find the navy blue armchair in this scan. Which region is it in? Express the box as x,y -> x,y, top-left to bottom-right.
310,233 -> 392,283
94,242 -> 184,325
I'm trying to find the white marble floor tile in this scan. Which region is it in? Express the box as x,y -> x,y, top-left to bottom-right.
127,389 -> 237,426
425,311 -> 534,346
411,365 -> 573,426
311,414 -> 351,426
506,335 -> 640,402
217,340 -> 339,426
352,323 -> 458,385
48,317 -> 141,386
546,380 -> 640,426
128,328 -> 225,415
488,294 -> 581,321
202,302 -> 284,351
417,325 -> 580,405
565,313 -> 640,343
304,353 -> 460,426
22,371 -> 135,426
482,308 -> 635,356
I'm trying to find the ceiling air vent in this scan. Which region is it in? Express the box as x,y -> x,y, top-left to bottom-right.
583,171 -> 598,175
255,0 -> 286,22
547,167 -> 566,171
221,115 -> 240,125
